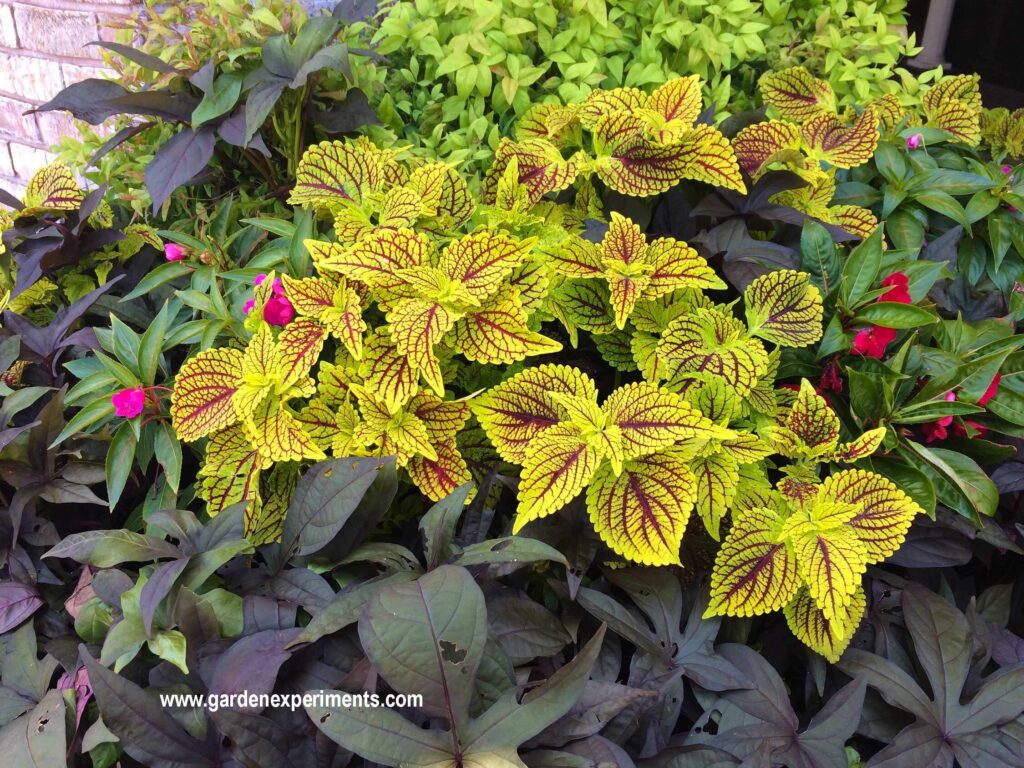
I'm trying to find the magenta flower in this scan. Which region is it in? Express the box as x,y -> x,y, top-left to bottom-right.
263,296 -> 295,326
164,243 -> 187,261
243,298 -> 256,314
1003,165 -> 1013,174
112,387 -> 145,418
254,273 -> 268,286
906,133 -> 923,150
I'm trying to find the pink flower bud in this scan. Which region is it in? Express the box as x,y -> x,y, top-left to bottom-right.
1003,165 -> 1013,174
906,133 -> 923,150
164,243 -> 187,261
112,387 -> 146,418
263,296 -> 294,326
243,299 -> 255,314
254,274 -> 267,286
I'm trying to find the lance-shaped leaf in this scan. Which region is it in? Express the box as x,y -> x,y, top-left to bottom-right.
473,364 -> 597,463
822,469 -> 923,563
601,381 -> 730,459
732,120 -> 803,177
658,308 -> 770,396
784,585 -> 865,663
645,74 -> 703,142
359,565 -> 486,729
743,270 -> 823,348
801,108 -> 879,169
779,501 -> 867,622
484,138 -> 581,205
451,295 -> 562,364
706,506 -> 800,618
516,424 -> 600,531
758,67 -> 836,122
691,451 -> 740,541
288,139 -> 382,208
587,450 -> 696,565
171,348 -> 244,442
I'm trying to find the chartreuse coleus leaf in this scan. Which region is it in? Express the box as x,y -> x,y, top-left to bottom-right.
548,212 -> 724,329
922,74 -> 982,144
707,468 -> 922,659
19,162 -> 86,217
758,67 -> 837,123
482,138 -> 585,206
763,379 -> 886,462
744,270 -> 823,348
282,274 -> 366,359
351,384 -> 472,501
307,227 -> 559,395
473,365 -> 730,565
288,137 -> 387,210
657,305 -> 771,398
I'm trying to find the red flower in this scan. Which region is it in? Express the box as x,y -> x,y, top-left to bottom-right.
852,326 -> 897,358
978,373 -> 1001,406
880,272 -> 911,304
953,420 -> 987,439
263,296 -> 295,326
111,387 -> 146,418
921,392 -> 956,443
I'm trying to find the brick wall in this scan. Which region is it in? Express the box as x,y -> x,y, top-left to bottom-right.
0,0 -> 138,197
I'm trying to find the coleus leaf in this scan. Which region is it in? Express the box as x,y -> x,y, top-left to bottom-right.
822,469 -> 923,563
732,120 -> 803,178
922,74 -> 982,144
282,275 -> 365,359
645,74 -> 703,142
357,332 -> 419,412
438,230 -> 535,301
170,347 -> 245,442
743,269 -> 823,348
764,379 -> 840,459
516,424 -> 601,531
691,451 -> 740,541
308,227 -> 432,290
245,400 -> 325,463
472,364 -> 598,463
601,381 -> 731,459
21,163 -> 86,214
579,86 -> 646,129
705,505 -> 800,618
516,102 -> 581,144
386,298 -> 456,395
828,204 -> 879,239
758,67 -> 836,122
778,501 -> 867,623
586,449 -> 696,566
407,440 -> 473,502
784,584 -> 865,664
658,307 -> 770,397
288,138 -> 383,208
451,295 -> 562,364
801,107 -> 880,169
483,138 -> 582,206
408,162 -> 474,229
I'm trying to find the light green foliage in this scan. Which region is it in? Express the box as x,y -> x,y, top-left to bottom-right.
372,0 -> 920,172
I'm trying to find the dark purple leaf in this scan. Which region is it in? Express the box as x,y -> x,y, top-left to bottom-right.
217,111 -> 271,156
332,0 -> 378,23
242,595 -> 297,634
28,79 -> 131,124
314,89 -> 379,134
243,79 -> 288,145
81,646 -> 218,767
89,123 -> 153,167
107,90 -> 200,122
0,582 -> 43,633
87,41 -> 180,75
208,629 -> 302,706
145,127 -> 217,212
211,709 -> 300,767
140,558 -> 190,635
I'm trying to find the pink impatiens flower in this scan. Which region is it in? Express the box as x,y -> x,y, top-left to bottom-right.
880,271 -> 911,304
111,387 -> 146,418
1003,165 -> 1013,175
921,391 -> 956,443
852,326 -> 897,358
906,133 -> 923,149
164,243 -> 187,261
243,298 -> 256,314
263,296 -> 295,326
57,666 -> 92,728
